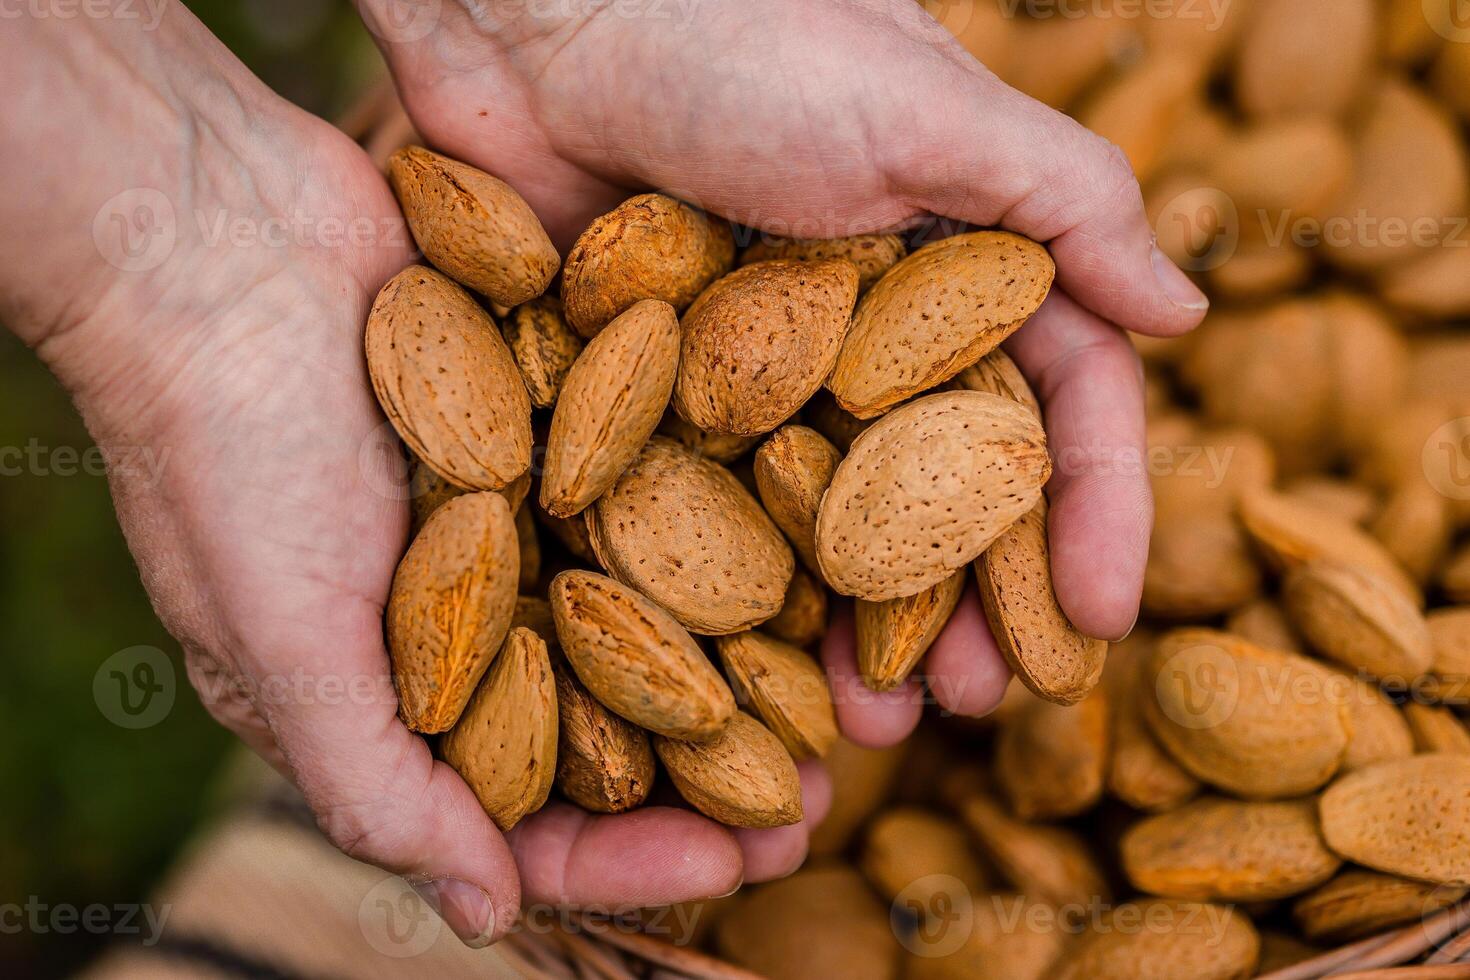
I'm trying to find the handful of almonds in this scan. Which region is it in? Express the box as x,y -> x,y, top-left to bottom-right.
352,1 -> 1470,973
369,143 -> 1080,834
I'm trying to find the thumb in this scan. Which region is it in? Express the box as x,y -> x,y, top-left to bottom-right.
262,612 -> 522,948
896,64 -> 1208,336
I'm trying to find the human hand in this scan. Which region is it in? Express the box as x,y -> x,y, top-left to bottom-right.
2,8 -> 829,949
364,0 -> 1209,743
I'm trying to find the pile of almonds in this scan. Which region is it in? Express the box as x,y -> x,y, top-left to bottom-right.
369,146 -> 1074,837
358,0 -> 1470,976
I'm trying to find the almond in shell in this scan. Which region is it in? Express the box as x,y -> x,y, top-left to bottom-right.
1292,870 -> 1467,943
674,259 -> 859,436
960,793 -> 1109,909
995,689 -> 1108,820
366,267 -> 533,492
553,663 -> 655,813
1102,633 -> 1202,813
714,867 -> 899,980
654,712 -> 803,828
738,234 -> 907,295
950,347 -> 1041,419
1340,673 -> 1415,772
754,424 -> 842,575
1121,796 -> 1341,902
1142,629 -> 1352,799
828,232 -> 1054,418
540,299 -> 679,517
855,569 -> 965,692
656,412 -> 759,464
587,436 -> 794,634
716,631 -> 837,760
1426,607 -> 1470,701
1051,898 -> 1260,980
549,570 -> 734,741
388,492 -> 519,733
1319,753 -> 1470,885
1238,487 -> 1421,604
560,193 -> 734,338
859,807 -> 989,908
763,567 -> 828,648
904,893 -> 1066,980
816,391 -> 1050,601
1282,560 -> 1433,682
1403,702 -> 1470,754
440,627 -> 558,831
501,295 -> 582,408
977,501 -> 1108,705
387,146 -> 558,306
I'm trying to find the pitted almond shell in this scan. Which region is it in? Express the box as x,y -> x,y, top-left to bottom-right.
553,663 -> 655,813
828,232 -> 1054,418
763,567 -> 828,648
540,299 -> 679,518
1142,629 -> 1351,799
501,295 -> 582,408
754,424 -> 843,575
816,391 -> 1050,601
1225,598 -> 1303,654
1051,899 -> 1260,980
1319,753 -> 1470,885
951,347 -> 1042,419
738,234 -> 907,295
366,266 -> 532,491
856,568 -> 964,692
859,807 -> 989,907
1292,869 -> 1467,943
654,712 -> 803,829
978,501 -> 1108,705
674,259 -> 859,436
1238,487 -> 1421,605
960,793 -> 1109,910
388,492 -> 519,733
1283,560 -> 1433,682
716,631 -> 837,760
549,570 -> 734,742
587,436 -> 794,635
560,193 -> 734,338
995,689 -> 1108,821
1121,796 -> 1341,902
440,627 -> 558,831
387,146 -> 558,306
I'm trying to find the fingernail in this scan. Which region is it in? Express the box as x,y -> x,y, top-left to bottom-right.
1151,244 -> 1210,311
410,876 -> 497,948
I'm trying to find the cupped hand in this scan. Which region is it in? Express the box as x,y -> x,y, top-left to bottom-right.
43,86 -> 828,946
367,0 -> 1205,744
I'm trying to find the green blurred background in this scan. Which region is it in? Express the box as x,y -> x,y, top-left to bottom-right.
0,2 -> 380,974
